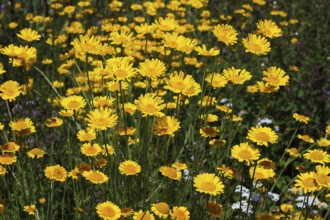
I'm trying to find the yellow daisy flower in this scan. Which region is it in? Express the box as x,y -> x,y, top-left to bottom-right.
10,118 -> 36,136
82,170 -> 109,184
262,66 -> 289,88
242,34 -> 271,55
23,204 -> 36,215
17,28 -> 41,42
194,44 -> 220,56
294,172 -> 321,193
154,116 -> 180,137
303,149 -> 330,164
60,95 -> 86,110
151,202 -> 170,219
247,126 -> 278,147
86,107 -> 118,130
0,80 -> 22,102
222,67 -> 252,84
212,24 -> 238,45
80,143 -> 102,157
292,113 -> 310,124
170,206 -> 190,220
27,148 -> 46,159
231,142 -> 260,165
159,166 -> 181,181
96,201 -> 121,220
194,173 -> 224,196
205,73 -> 228,88
134,93 -> 166,117
119,160 -> 141,176
138,58 -> 167,78
256,19 -> 282,38
44,164 -> 67,182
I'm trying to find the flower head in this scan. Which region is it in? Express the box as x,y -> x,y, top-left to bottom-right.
86,108 -> 118,130
134,93 -> 166,117
82,170 -> 109,184
119,160 -> 141,176
151,202 -> 170,219
247,126 -> 278,147
96,201 -> 121,220
257,19 -> 282,38
194,173 -> 224,196
159,166 -> 181,181
10,118 -> 36,136
231,142 -> 260,165
0,80 -> 22,102
212,24 -> 238,45
242,34 -> 271,55
17,28 -> 41,42
44,165 -> 67,182
293,113 -> 310,124
154,116 -> 180,137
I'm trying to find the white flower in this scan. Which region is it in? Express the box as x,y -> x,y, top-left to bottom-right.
267,192 -> 279,202
231,200 -> 253,214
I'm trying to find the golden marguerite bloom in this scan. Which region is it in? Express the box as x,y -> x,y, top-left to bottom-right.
138,58 -> 167,78
117,127 -> 136,136
205,73 -> 228,88
0,164 -> 7,176
247,126 -> 278,147
294,172 -> 321,193
256,213 -> 276,220
106,57 -> 137,81
101,144 -> 115,156
153,17 -> 179,32
27,148 -> 46,159
154,116 -> 180,137
200,126 -> 220,138
262,66 -> 289,88
159,166 -> 182,181
60,95 -> 86,110
193,173 -> 224,196
82,170 -> 109,184
151,202 -> 170,219
317,138 -> 330,147
45,117 -> 63,128
253,0 -> 266,5
170,206 -> 190,220
17,28 -> 41,42
207,202 -> 224,218
297,134 -> 314,143
134,93 -> 166,117
231,142 -> 260,165
195,45 -> 220,56
314,165 -> 330,188
0,80 -> 22,102
80,143 -> 102,157
119,160 -> 141,176
164,71 -> 201,97
86,107 -> 118,130
109,29 -> 135,46
96,201 -> 121,220
23,204 -> 36,215
1,142 -> 20,153
250,166 -> 276,181
292,113 -> 310,124
212,24 -> 238,45
172,162 -> 187,171
0,154 -> 17,165
217,165 -> 235,179
242,34 -> 271,55
256,19 -> 282,38
303,149 -> 330,164
10,118 -> 36,136
44,164 -> 67,182
285,147 -> 300,157
0,62 -> 6,74
133,210 -> 155,220
256,81 -> 279,93
280,204 -> 294,213
222,67 -> 252,84
123,102 -> 137,115
162,32 -> 186,50
71,35 -> 104,56
92,96 -> 115,108
77,128 -> 96,142
120,207 -> 134,218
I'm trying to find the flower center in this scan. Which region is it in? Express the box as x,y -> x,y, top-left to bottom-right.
315,174 -> 329,185
114,69 -> 127,78
144,104 -> 157,113
303,177 -> 317,187
164,168 -> 177,178
251,43 -> 262,52
67,100 -> 82,109
255,132 -> 270,142
89,172 -> 105,182
310,151 -> 324,161
238,149 -> 252,159
155,202 -> 170,214
102,207 -> 116,217
123,164 -> 137,174
201,181 -> 216,191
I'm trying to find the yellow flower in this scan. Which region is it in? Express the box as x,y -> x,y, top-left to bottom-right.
250,166 -> 276,181
23,204 -> 36,215
119,160 -> 141,176
10,118 -> 36,136
138,58 -> 166,78
317,138 -> 330,147
280,204 -> 294,213
0,62 -> 6,75
92,96 -> 115,108
151,202 -> 170,219
45,117 -> 63,128
0,154 -> 17,165
162,32 -> 186,50
159,166 -> 181,181
297,134 -> 315,143
77,128 -> 96,142
106,56 -> 137,81
256,20 -> 282,38
71,35 -> 104,56
231,142 -> 260,165
164,71 -> 201,97
17,28 -> 41,42
294,172 -> 321,193
292,113 -> 310,124
206,202 -> 224,218
212,24 -> 238,45
247,126 -> 278,147
82,170 -> 109,184
217,165 -> 235,179
86,107 -> 118,130
80,143 -> 102,157
0,165 -> 7,176
0,80 -> 22,102
123,102 -> 137,115
170,206 -> 190,220
253,0 -> 266,6
1,142 -> 20,153
134,93 -> 166,117
96,201 -> 121,220
133,210 -> 155,220
154,116 -> 180,137
200,126 -> 220,138
27,148 -> 46,159
172,162 -> 187,170
242,34 -> 271,55
303,149 -> 330,164
205,73 -> 228,88
153,17 -> 179,32
194,173 -> 224,196
262,66 -> 289,88
44,164 -> 67,182
222,67 -> 252,84
60,95 -> 86,110
109,29 -> 135,46
194,45 -> 220,56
